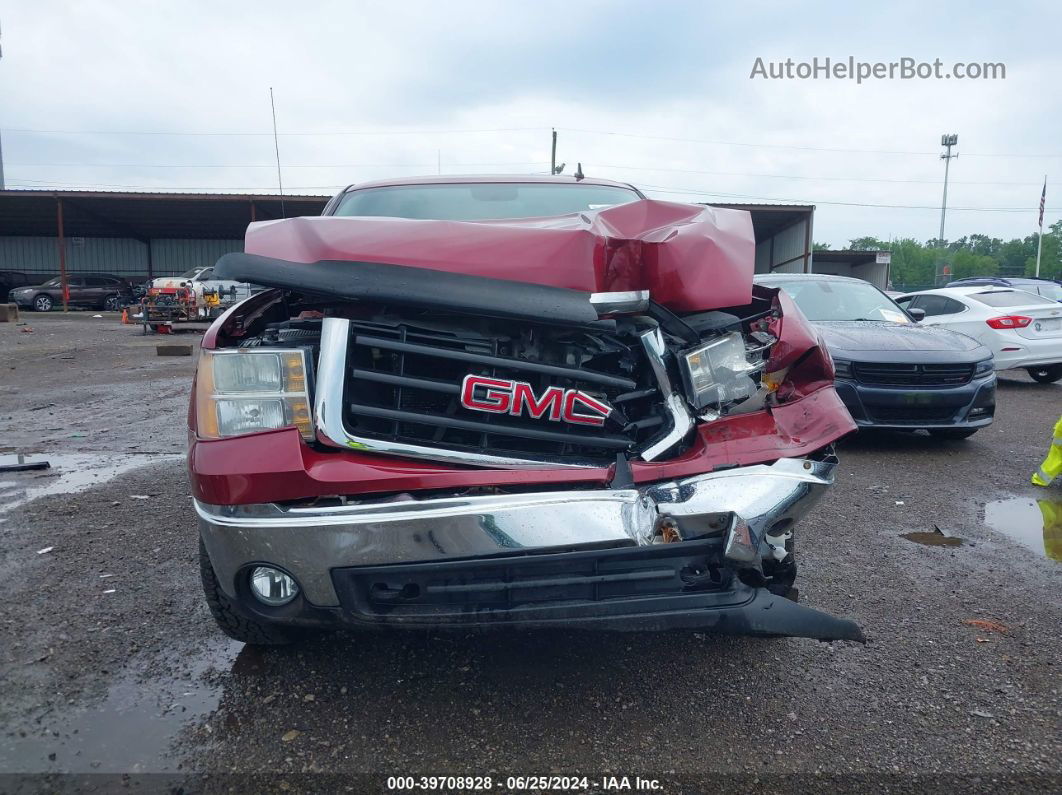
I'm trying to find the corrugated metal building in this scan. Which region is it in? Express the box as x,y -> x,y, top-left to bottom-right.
0,191 -> 329,281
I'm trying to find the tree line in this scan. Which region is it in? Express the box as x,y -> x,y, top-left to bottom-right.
814,218 -> 1062,289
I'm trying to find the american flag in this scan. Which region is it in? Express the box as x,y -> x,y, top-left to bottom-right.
1039,179 -> 1046,228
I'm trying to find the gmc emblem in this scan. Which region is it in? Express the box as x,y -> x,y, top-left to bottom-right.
460,375 -> 613,427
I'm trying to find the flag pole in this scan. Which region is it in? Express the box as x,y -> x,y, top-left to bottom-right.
1035,175 -> 1046,278
1036,223 -> 1043,278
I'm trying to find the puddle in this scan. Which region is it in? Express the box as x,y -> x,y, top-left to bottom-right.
0,452 -> 181,518
0,639 -> 240,773
901,531 -> 964,547
984,496 -> 1062,562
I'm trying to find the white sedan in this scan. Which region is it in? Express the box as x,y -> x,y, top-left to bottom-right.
895,287 -> 1062,384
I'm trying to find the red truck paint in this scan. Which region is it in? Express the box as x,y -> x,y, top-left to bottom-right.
240,199 -> 755,314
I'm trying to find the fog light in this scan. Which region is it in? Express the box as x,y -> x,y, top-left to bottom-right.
249,566 -> 299,606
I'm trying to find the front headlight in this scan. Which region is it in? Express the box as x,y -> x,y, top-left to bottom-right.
195,349 -> 313,439
679,332 -> 760,411
973,358 -> 994,377
831,358 -> 854,380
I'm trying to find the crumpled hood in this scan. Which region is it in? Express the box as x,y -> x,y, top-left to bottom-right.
816,321 -> 985,354
242,199 -> 755,313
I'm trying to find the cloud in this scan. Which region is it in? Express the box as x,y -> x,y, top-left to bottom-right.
1,0 -> 1059,245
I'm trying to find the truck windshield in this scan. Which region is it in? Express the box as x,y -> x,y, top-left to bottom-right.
332,183 -> 641,221
777,280 -> 910,323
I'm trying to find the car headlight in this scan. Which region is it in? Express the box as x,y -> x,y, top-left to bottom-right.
831,357 -> 854,380
679,332 -> 760,411
195,349 -> 313,439
973,358 -> 994,377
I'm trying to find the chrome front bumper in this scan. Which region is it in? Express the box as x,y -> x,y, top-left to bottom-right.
197,457 -> 836,607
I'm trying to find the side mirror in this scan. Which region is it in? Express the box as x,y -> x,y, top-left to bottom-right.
907,307 -> 926,322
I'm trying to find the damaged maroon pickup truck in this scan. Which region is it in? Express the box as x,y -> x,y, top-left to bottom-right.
189,176 -> 862,645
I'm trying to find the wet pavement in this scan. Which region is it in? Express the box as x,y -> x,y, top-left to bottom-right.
984,496 -> 1062,562
0,314 -> 1060,791
0,452 -> 182,520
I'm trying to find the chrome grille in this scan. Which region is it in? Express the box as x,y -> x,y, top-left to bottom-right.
339,316 -> 667,465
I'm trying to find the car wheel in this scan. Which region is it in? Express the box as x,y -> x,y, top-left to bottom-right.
103,294 -> 122,312
929,428 -> 979,440
1026,365 -> 1062,384
33,294 -> 53,312
199,539 -> 307,646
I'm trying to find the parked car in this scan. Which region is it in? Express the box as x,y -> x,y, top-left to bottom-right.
189,175 -> 864,645
1,270 -> 41,300
945,276 -> 1062,303
8,274 -> 135,312
896,286 -> 1062,383
755,273 -> 995,439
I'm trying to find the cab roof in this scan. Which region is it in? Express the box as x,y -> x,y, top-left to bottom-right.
337,174 -> 642,194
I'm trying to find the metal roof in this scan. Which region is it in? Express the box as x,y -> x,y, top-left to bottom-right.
0,189 -> 331,239
707,202 -> 814,240
338,174 -> 640,192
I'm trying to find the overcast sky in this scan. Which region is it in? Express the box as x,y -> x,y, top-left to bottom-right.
1,0 -> 1059,246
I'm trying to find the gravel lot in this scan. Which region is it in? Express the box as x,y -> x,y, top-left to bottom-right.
0,313 -> 1059,792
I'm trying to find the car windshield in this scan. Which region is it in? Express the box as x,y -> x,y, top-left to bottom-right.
178,268 -> 204,279
43,278 -> 62,287
972,289 -> 1057,307
775,279 -> 910,323
333,183 -> 641,221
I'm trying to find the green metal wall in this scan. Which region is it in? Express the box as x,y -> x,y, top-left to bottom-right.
0,236 -> 244,279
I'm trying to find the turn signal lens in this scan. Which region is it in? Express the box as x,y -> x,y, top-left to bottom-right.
986,315 -> 1032,330
196,349 -> 314,440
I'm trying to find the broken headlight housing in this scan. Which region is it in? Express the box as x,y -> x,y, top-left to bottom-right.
195,349 -> 314,440
679,332 -> 765,413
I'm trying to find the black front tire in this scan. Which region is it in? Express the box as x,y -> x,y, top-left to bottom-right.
929,427 -> 979,440
1027,365 -> 1062,384
33,294 -> 53,312
103,294 -> 122,312
199,539 -> 304,645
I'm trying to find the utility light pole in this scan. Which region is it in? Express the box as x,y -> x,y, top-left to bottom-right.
939,133 -> 958,245
0,19 -> 5,190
